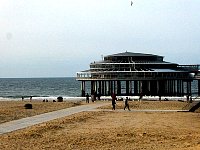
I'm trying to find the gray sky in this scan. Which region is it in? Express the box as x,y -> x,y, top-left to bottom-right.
0,0 -> 200,78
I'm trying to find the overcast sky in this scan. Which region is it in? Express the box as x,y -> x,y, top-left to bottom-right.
0,0 -> 200,78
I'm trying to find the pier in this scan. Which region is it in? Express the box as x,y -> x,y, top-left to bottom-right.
76,52 -> 200,97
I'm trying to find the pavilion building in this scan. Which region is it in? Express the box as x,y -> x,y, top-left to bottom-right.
76,52 -> 200,97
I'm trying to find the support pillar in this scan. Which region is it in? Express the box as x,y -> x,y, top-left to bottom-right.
147,81 -> 150,96
167,80 -> 171,96
181,80 -> 184,96
102,81 -> 105,96
114,81 -> 116,94
150,81 -> 157,96
158,80 -> 164,96
81,81 -> 86,97
198,80 -> 200,96
134,81 -> 138,95
177,80 -> 180,96
187,81 -> 192,96
130,81 -> 132,95
173,80 -> 176,96
105,81 -> 107,95
117,81 -> 121,95
110,81 -> 113,95
139,81 -> 143,94
170,80 -> 173,95
98,81 -> 101,96
157,80 -> 159,95
94,81 -> 97,93
91,81 -> 95,95
106,81 -> 108,95
126,81 -> 130,95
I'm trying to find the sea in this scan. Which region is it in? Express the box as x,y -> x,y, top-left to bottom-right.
0,77 -> 199,101
0,77 -> 84,101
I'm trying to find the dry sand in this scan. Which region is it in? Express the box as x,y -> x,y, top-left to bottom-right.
99,100 -> 192,110
0,100 -> 83,124
0,100 -> 200,150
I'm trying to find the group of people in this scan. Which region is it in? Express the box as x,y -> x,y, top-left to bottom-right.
22,96 -> 32,101
85,93 -> 98,103
86,92 -> 131,111
85,91 -> 101,103
111,93 -> 130,111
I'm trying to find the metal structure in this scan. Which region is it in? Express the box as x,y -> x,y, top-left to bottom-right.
76,52 -> 200,97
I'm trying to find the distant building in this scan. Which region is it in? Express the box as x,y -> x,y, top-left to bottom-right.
76,52 -> 200,97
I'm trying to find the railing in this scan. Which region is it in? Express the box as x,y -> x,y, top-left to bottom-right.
76,71 -> 194,81
177,65 -> 200,72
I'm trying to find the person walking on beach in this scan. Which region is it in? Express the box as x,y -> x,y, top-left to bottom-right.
86,93 -> 89,103
124,97 -> 130,111
139,92 -> 143,101
111,93 -> 117,110
91,94 -> 94,102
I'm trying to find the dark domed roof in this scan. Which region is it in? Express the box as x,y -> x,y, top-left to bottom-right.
105,52 -> 163,57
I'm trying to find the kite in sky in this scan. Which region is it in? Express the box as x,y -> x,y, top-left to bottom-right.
131,1 -> 133,6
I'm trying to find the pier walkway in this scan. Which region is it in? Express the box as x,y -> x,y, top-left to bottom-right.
0,102 -> 109,135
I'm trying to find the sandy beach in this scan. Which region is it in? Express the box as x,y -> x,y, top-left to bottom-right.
0,100 -> 84,124
0,99 -> 200,150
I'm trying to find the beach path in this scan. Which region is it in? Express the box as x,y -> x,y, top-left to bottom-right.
0,102 -> 109,135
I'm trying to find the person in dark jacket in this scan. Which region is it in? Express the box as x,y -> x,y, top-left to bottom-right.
111,93 -> 117,110
124,97 -> 130,111
86,93 -> 89,103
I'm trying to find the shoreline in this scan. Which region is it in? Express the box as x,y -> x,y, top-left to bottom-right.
1,95 -> 200,102
0,97 -> 86,102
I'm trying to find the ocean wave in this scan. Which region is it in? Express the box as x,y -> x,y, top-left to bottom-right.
0,96 -> 86,101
